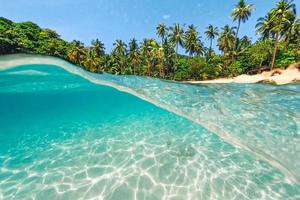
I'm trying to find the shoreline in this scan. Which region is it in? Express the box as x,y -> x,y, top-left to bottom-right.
186,63 -> 300,85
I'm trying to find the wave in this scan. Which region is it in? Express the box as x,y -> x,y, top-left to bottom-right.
5,69 -> 49,76
0,54 -> 299,183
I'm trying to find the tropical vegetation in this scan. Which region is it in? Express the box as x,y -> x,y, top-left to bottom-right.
0,0 -> 299,80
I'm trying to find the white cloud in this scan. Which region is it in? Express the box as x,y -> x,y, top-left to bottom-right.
163,15 -> 171,20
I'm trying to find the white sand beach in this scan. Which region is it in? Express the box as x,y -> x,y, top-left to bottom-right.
187,63 -> 300,85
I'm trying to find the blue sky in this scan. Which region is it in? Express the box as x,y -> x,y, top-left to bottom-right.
1,0 -> 299,52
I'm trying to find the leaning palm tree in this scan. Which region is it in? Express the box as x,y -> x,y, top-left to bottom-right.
269,0 -> 296,69
156,23 -> 168,44
169,23 -> 184,56
205,24 -> 219,56
231,0 -> 254,49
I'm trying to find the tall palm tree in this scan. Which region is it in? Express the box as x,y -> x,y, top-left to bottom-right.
128,50 -> 140,75
157,47 -> 166,78
256,13 -> 275,40
269,0 -> 296,69
162,40 -> 176,77
156,23 -> 168,44
205,24 -> 219,56
217,25 -> 236,54
91,39 -> 105,57
112,40 -> 127,71
231,0 -> 254,50
140,39 -> 159,76
184,25 -> 200,57
128,38 -> 140,75
169,23 -> 184,56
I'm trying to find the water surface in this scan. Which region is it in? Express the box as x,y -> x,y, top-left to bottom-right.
0,55 -> 299,200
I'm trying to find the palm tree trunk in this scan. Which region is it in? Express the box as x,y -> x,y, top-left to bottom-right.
174,44 -> 179,80
259,61 -> 263,73
271,32 -> 279,70
235,20 -> 241,50
209,38 -> 213,58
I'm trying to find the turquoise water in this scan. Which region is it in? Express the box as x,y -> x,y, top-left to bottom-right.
0,56 -> 300,199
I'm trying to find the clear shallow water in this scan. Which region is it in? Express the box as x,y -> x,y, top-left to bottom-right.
0,56 -> 300,200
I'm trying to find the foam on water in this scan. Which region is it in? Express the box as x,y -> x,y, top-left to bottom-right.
0,54 -> 300,199
6,69 -> 49,76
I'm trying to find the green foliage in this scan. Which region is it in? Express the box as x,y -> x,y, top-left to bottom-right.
276,43 -> 299,68
0,0 -> 299,83
227,61 -> 244,77
238,40 -> 273,72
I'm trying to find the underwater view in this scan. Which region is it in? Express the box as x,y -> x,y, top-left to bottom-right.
1,0 -> 300,199
0,55 -> 299,199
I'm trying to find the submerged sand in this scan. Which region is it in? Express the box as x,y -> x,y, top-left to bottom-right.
187,63 -> 300,85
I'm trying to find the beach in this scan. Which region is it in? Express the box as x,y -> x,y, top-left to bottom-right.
187,63 -> 300,85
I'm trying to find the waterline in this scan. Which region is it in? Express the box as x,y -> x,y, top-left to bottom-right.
1,54 -> 299,184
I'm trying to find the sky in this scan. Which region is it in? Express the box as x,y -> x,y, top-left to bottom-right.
1,0 -> 299,52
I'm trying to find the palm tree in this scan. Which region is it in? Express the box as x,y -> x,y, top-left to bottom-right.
112,40 -> 127,72
140,39 -> 159,76
194,41 -> 205,56
128,38 -> 140,75
256,13 -> 275,40
184,25 -> 201,57
157,47 -> 166,78
83,50 -> 99,72
269,0 -> 296,69
91,39 -> 105,57
67,40 -> 86,65
129,38 -> 138,53
282,17 -> 300,45
113,39 -> 127,56
217,25 -> 236,54
231,0 -> 254,49
162,40 -> 176,77
169,23 -> 184,56
205,24 -> 219,56
239,36 -> 252,49
156,23 -> 168,44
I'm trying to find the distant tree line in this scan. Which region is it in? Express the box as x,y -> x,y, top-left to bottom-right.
0,0 -> 299,80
